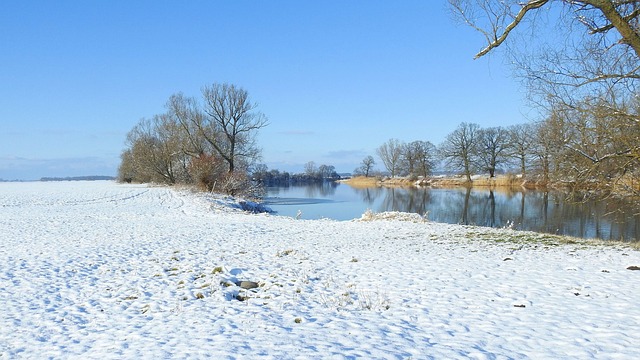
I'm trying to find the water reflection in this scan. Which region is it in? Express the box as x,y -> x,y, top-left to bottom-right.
266,184 -> 640,241
355,186 -> 384,206
268,182 -> 338,199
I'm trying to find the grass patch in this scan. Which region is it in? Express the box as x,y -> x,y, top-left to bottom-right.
467,229 -> 640,250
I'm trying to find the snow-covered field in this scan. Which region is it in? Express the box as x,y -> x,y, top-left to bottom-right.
1,181 -> 639,359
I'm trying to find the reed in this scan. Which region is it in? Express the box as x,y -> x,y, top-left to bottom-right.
339,176 -> 380,188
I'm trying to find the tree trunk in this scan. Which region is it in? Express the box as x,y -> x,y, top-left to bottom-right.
592,0 -> 640,59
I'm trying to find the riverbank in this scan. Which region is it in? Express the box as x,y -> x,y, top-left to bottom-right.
1,181 -> 640,358
341,174 -> 544,189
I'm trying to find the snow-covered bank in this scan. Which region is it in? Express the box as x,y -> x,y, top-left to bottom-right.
1,181 -> 639,358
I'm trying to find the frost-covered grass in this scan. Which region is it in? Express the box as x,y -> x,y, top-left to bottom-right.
1,181 -> 640,358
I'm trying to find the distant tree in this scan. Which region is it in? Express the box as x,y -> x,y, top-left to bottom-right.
252,163 -> 269,182
531,110 -> 570,184
439,122 -> 480,182
507,123 -> 535,177
377,139 -> 405,177
318,164 -> 339,179
402,143 -> 418,177
276,169 -> 291,185
354,155 -> 376,177
404,140 -> 437,178
252,165 -> 293,186
475,126 -> 510,177
304,161 -> 318,178
253,163 -> 268,175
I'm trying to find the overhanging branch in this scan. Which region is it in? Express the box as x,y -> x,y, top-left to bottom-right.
475,0 -> 549,59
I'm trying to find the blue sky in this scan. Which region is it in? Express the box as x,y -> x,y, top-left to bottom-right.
0,1 -> 529,180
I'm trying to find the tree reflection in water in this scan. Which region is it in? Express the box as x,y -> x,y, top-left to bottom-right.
266,184 -> 640,241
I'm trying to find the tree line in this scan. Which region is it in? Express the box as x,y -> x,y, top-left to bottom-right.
117,83 -> 268,196
252,161 -> 341,187
118,82 -> 637,198
362,125 -> 515,181
365,111 -> 639,197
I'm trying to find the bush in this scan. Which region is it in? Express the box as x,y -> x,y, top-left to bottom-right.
211,171 -> 262,199
188,154 -> 225,191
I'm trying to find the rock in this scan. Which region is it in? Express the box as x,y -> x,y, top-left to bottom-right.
237,281 -> 259,289
503,257 -> 513,261
513,304 -> 526,308
627,266 -> 640,271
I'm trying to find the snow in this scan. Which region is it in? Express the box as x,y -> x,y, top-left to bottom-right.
1,180 -> 640,359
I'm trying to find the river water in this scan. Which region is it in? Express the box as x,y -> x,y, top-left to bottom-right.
264,183 -> 640,241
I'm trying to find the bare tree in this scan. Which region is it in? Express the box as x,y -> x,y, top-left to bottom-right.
439,122 -> 480,182
475,126 -> 510,177
196,83 -> 268,173
117,149 -> 136,183
530,110 -> 572,184
448,0 -> 640,113
404,140 -> 437,178
449,1 -> 640,61
118,84 -> 270,198
542,97 -> 640,194
531,122 -> 553,185
318,164 -> 338,179
507,123 -> 536,177
376,139 -> 405,177
450,0 -> 640,197
120,114 -> 187,184
402,142 -> 418,177
304,161 -> 317,178
166,92 -> 209,158
354,155 -> 376,177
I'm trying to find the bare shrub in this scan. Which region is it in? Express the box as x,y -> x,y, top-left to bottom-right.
188,154 -> 225,192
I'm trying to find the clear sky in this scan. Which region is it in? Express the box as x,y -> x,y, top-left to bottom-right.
0,1 -> 530,180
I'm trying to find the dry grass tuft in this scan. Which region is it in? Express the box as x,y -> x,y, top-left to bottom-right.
340,176 -> 380,188
343,174 -> 536,189
430,174 -> 528,188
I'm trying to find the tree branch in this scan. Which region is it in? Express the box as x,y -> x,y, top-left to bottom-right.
475,0 -> 549,59
587,0 -> 640,58
588,8 -> 640,34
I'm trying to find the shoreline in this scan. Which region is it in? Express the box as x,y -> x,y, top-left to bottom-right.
340,175 -> 640,198
339,175 -> 549,189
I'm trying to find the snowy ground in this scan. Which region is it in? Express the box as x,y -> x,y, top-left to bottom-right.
1,181 -> 639,359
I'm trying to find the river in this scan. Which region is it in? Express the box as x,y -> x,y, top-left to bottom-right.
264,183 -> 640,241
